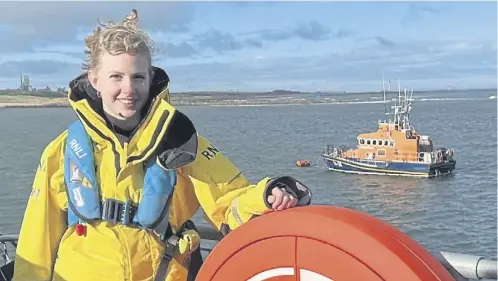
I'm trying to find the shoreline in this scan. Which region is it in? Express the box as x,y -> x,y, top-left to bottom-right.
0,98 -> 492,108
0,103 -> 69,108
0,89 -> 495,108
0,99 -> 391,108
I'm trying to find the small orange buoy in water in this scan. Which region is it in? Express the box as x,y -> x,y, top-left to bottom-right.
296,159 -> 311,167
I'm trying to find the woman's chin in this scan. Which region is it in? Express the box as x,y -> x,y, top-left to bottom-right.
118,109 -> 138,119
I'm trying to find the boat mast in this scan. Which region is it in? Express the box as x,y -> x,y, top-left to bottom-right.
404,88 -> 408,129
397,78 -> 401,109
393,78 -> 400,126
382,73 -> 388,122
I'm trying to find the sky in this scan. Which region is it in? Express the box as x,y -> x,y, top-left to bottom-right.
0,1 -> 496,93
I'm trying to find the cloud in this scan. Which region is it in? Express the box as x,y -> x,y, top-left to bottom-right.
290,21 -> 331,41
357,37 -> 397,48
156,41 -> 198,59
252,21 -> 351,42
222,2 -> 280,8
192,29 -> 245,53
162,38 -> 496,91
408,3 -> 448,15
2,38 -> 495,91
246,39 -> 263,48
373,37 -> 396,47
158,29 -> 265,58
0,60 -> 79,78
4,38 -> 497,91
0,2 -> 195,53
402,3 -> 451,24
156,20 -> 349,58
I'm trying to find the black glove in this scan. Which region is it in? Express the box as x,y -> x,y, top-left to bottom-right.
264,176 -> 312,209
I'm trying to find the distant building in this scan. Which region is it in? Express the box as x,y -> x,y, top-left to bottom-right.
19,72 -> 32,92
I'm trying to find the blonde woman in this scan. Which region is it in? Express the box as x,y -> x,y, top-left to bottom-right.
12,9 -> 311,281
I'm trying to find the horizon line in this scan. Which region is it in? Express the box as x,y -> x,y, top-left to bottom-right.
0,87 -> 496,95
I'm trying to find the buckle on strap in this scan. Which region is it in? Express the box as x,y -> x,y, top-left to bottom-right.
101,199 -> 135,225
162,235 -> 180,261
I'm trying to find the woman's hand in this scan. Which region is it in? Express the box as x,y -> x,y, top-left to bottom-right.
267,187 -> 298,211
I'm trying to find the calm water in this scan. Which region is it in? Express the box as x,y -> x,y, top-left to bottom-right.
0,90 -> 496,260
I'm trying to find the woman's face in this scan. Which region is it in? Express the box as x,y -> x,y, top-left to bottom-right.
89,51 -> 152,122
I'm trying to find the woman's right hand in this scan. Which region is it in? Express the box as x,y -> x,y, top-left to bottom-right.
267,187 -> 298,211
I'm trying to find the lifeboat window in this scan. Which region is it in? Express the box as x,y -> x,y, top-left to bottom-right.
378,149 -> 386,156
372,140 -> 377,145
367,140 -> 371,145
359,139 -> 365,145
378,140 -> 383,146
390,141 -> 395,146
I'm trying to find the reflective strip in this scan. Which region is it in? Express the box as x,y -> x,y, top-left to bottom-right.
231,198 -> 244,226
227,172 -> 242,185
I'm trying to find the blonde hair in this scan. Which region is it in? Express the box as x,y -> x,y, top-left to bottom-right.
83,9 -> 155,71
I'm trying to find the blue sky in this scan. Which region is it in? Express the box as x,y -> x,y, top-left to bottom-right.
0,1 -> 496,92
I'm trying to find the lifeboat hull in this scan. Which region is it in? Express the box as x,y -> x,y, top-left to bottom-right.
322,154 -> 456,178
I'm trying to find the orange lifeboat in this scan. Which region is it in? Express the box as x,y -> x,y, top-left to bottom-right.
296,159 -> 311,167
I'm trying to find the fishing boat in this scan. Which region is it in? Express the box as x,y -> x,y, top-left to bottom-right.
322,80 -> 456,178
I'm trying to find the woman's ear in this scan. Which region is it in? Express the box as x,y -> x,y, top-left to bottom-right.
149,67 -> 155,86
87,71 -> 99,91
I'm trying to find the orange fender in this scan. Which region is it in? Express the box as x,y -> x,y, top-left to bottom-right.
196,205 -> 455,281
296,160 -> 311,167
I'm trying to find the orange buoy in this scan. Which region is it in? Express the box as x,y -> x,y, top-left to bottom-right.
296,159 -> 311,167
196,205 -> 456,281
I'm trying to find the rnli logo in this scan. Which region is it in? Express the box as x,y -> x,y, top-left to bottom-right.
201,143 -> 219,160
247,267 -> 334,281
69,138 -> 87,159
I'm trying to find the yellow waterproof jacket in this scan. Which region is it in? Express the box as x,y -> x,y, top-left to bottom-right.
13,67 -> 274,281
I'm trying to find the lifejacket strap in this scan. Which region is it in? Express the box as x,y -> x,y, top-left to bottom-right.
154,232 -> 180,281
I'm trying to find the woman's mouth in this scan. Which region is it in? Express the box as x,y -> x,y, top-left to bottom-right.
118,98 -> 137,105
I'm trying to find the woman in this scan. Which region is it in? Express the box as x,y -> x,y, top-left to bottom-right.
12,9 -> 311,281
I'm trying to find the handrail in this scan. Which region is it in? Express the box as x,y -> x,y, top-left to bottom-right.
435,251 -> 497,280
0,236 -> 17,243
1,226 -> 496,280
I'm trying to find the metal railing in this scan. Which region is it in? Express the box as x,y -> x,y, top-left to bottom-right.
1,226 -> 496,280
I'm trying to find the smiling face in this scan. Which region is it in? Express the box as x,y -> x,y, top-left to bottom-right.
88,51 -> 152,129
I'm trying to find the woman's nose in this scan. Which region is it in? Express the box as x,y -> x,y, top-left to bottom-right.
121,78 -> 134,95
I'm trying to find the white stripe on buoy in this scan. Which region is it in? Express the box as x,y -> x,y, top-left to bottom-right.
300,269 -> 334,281
246,267 -> 294,281
246,267 -> 334,281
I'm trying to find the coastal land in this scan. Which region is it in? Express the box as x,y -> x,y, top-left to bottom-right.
0,88 -> 496,108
